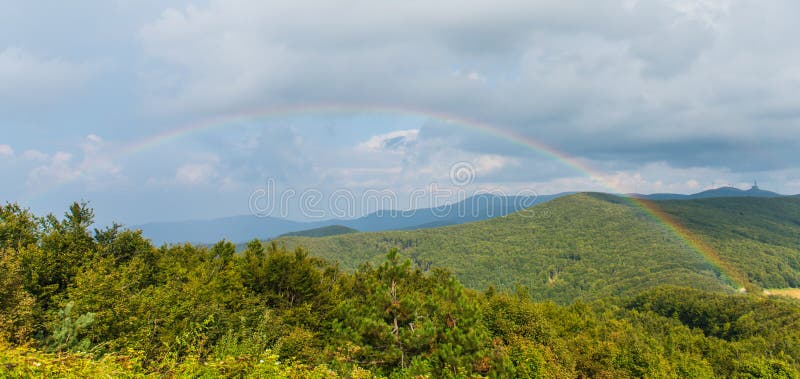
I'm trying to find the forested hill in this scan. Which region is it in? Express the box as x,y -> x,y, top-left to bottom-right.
278,225 -> 358,238
278,193 -> 800,303
655,196 -> 800,286
3,199 -> 800,377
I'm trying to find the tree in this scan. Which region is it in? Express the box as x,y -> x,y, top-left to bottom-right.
332,249 -> 491,377
0,203 -> 41,250
0,247 -> 35,344
16,202 -> 99,316
48,301 -> 95,353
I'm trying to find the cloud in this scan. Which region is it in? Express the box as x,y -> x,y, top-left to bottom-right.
134,0 -> 800,175
25,134 -> 122,189
21,150 -> 48,161
452,69 -> 487,83
163,151 -> 240,189
0,47 -> 100,107
0,144 -> 13,157
358,129 -> 419,153
27,152 -> 80,186
474,154 -> 516,174
175,162 -> 217,185
5,0 -> 800,224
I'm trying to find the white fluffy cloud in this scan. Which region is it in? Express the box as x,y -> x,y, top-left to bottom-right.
474,154 -> 517,174
167,152 -> 240,189
358,129 -> 419,153
0,144 -> 13,157
21,150 -> 48,161
25,134 -> 122,190
27,152 -> 79,185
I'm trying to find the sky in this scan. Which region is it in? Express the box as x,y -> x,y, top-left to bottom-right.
1,0 -> 799,226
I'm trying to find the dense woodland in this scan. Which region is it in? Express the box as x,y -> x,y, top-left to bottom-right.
281,194 -> 800,303
2,199 -> 800,377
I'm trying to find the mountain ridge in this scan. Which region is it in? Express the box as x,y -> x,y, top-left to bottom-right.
278,224 -> 358,238
629,184 -> 783,200
135,193 -> 564,244
277,193 -> 800,303
136,186 -> 791,244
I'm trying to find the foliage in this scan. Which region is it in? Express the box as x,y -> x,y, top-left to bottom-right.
280,194 -> 800,302
279,225 -> 359,238
2,199 -> 800,377
0,247 -> 35,344
657,197 -> 800,289
48,302 -> 95,353
330,249 -> 490,377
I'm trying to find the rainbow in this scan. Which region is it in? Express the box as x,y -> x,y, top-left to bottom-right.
122,103 -> 589,174
61,103 -> 754,290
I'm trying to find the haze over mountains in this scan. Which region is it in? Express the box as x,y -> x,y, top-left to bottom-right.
133,186 -> 784,244
136,185 -> 791,245
135,193 -> 562,244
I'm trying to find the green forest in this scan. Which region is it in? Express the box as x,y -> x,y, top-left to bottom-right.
280,194 -> 800,302
2,197 -> 800,378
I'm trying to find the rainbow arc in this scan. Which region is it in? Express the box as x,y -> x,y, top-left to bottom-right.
50,103 -> 753,290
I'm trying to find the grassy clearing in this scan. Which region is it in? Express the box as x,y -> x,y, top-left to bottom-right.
763,288 -> 800,299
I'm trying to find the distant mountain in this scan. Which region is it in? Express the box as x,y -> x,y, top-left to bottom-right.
631,184 -> 783,200
630,193 -> 693,200
279,225 -> 358,238
135,193 -> 568,244
690,185 -> 782,198
340,193 -> 569,232
278,194 -> 800,303
134,186 -> 790,245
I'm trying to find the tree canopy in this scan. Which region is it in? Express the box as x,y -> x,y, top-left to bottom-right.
2,200 -> 800,378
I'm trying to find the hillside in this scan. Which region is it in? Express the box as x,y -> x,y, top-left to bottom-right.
339,194 -> 564,232
133,188 -> 789,245
4,199 -> 800,377
655,196 -> 800,288
278,225 -> 358,238
278,194 -> 800,303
